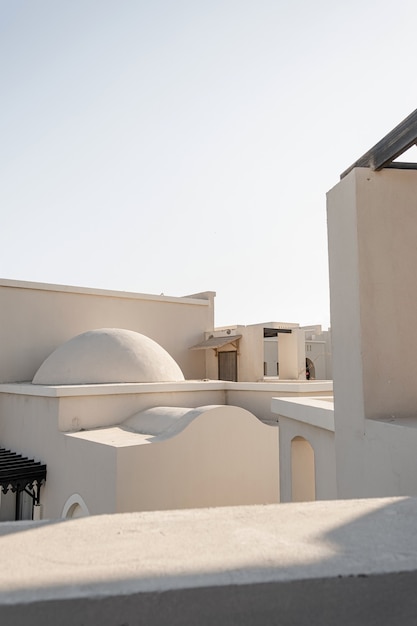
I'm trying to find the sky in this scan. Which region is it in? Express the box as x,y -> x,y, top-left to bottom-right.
2,0 -> 417,328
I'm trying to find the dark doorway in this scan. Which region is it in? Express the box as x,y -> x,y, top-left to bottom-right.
306,357 -> 315,380
218,351 -> 237,381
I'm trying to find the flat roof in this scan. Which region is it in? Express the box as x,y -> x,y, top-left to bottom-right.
0,380 -> 333,398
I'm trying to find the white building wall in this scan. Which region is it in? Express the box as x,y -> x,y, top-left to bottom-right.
277,415 -> 336,502
327,167 -> 417,498
279,329 -> 305,380
237,325 -> 265,382
0,392 -> 117,519
0,387 -> 281,518
115,406 -> 279,512
0,279 -> 214,383
305,341 -> 327,379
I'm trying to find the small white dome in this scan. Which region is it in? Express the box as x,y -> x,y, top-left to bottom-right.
32,328 -> 184,385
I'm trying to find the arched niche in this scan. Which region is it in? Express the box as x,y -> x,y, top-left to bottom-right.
61,494 -> 90,519
291,436 -> 316,502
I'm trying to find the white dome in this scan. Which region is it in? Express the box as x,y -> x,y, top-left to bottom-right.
32,328 -> 185,385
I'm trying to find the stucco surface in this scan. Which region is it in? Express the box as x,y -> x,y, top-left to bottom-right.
122,405 -> 205,437
0,280 -> 213,382
64,405 -> 279,512
327,167 -> 417,499
32,328 -> 185,384
0,497 -> 416,606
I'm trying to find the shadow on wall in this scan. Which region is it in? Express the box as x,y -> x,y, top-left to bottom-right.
0,498 -> 416,626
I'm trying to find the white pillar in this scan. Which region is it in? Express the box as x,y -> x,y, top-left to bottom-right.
33,504 -> 42,521
327,167 -> 417,497
279,329 -> 305,380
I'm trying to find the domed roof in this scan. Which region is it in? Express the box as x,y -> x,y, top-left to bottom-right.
32,328 -> 185,385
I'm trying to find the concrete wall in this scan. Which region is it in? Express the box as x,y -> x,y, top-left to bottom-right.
115,406 -> 279,512
227,382 -> 333,425
271,396 -> 336,502
0,279 -> 214,383
306,341 -> 326,379
0,392 -> 117,519
2,380 -> 330,433
205,323 -> 306,382
291,436 -> 316,501
363,418 -> 417,498
327,167 -> 417,498
278,415 -> 336,502
279,329 -> 306,379
303,327 -> 333,380
0,381 -> 284,518
0,378 -> 332,519
56,386 -> 226,431
237,324 -> 264,381
2,497 -> 417,625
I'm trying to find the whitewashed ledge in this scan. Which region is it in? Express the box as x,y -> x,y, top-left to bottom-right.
1,497 -> 417,625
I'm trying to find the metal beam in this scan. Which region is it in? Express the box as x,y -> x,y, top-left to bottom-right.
341,108 -> 417,179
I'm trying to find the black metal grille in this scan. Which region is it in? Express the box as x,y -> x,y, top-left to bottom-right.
0,447 -> 47,495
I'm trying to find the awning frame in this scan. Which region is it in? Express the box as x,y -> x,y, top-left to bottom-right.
0,447 -> 47,506
189,335 -> 242,353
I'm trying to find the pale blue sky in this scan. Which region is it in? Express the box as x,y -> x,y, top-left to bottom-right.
2,1 -> 417,327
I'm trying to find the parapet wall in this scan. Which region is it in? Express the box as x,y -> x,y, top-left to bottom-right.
1,497 -> 417,625
0,279 -> 214,382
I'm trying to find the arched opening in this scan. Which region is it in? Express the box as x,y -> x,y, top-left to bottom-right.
61,494 -> 90,519
66,503 -> 84,518
291,436 -> 316,502
306,357 -> 315,380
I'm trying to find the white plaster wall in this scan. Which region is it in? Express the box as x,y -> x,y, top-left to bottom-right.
291,437 -> 316,502
0,280 -> 214,383
0,381 -> 332,517
324,330 -> 333,380
115,406 -> 279,511
205,324 -> 305,383
57,387 -> 226,431
327,168 -> 417,498
306,342 -> 327,379
303,327 -> 332,380
205,350 -> 217,380
237,325 -> 264,382
363,418 -> 417,498
278,415 -> 336,503
205,325 -> 264,382
355,169 -> 417,419
227,386 -> 332,425
279,329 -> 306,380
4,498 -> 417,626
327,169 -> 368,498
0,393 -> 117,518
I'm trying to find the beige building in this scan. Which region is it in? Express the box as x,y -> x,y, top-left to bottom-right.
5,110 -> 417,625
192,321 -> 331,382
0,279 -> 331,521
0,278 -> 215,383
303,325 -> 332,380
273,110 -> 417,504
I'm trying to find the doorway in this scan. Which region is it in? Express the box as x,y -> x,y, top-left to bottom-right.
218,351 -> 237,381
306,357 -> 315,380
